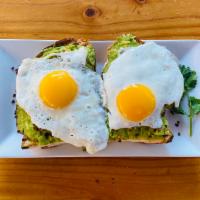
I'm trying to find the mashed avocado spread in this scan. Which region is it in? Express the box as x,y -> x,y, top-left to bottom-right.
16,105 -> 61,146
16,42 -> 96,147
41,43 -> 96,71
104,34 -> 173,142
109,116 -> 172,142
103,34 -> 140,73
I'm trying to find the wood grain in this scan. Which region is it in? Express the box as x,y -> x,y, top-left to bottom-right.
1,158 -> 200,200
1,0 -> 200,40
1,0 -> 200,199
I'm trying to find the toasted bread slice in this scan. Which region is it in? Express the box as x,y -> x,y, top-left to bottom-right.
16,38 -> 96,149
103,34 -> 173,143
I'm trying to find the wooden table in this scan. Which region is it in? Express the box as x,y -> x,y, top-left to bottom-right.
1,1 -> 200,199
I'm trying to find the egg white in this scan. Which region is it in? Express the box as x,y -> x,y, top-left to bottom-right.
103,42 -> 184,130
16,47 -> 108,154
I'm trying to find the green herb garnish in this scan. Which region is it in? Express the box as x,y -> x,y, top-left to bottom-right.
181,65 -> 198,136
188,96 -> 200,136
172,65 -> 197,113
180,65 -> 197,93
170,65 -> 197,114
170,65 -> 199,136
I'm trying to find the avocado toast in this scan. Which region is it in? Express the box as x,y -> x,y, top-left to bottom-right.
103,34 -> 173,143
16,38 -> 96,149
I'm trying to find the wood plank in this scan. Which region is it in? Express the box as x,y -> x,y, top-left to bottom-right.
0,0 -> 200,40
0,158 -> 200,200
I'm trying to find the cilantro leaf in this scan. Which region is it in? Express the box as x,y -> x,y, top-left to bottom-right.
169,65 -> 197,115
168,65 -> 199,137
188,96 -> 200,136
189,96 -> 200,115
179,65 -> 197,93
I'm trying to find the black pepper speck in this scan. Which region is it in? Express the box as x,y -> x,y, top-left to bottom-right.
11,100 -> 15,104
175,121 -> 180,127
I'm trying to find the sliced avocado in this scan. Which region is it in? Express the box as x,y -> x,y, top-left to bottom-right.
104,34 -> 173,143
16,40 -> 96,148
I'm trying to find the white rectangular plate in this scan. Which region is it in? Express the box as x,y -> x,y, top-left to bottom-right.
0,39 -> 200,157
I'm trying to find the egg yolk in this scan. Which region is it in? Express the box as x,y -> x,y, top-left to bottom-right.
116,84 -> 156,122
39,70 -> 78,109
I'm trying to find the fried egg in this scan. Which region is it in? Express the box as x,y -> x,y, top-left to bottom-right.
103,42 -> 184,130
16,47 -> 108,154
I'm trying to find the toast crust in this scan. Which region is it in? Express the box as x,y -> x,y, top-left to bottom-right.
36,38 -> 89,58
